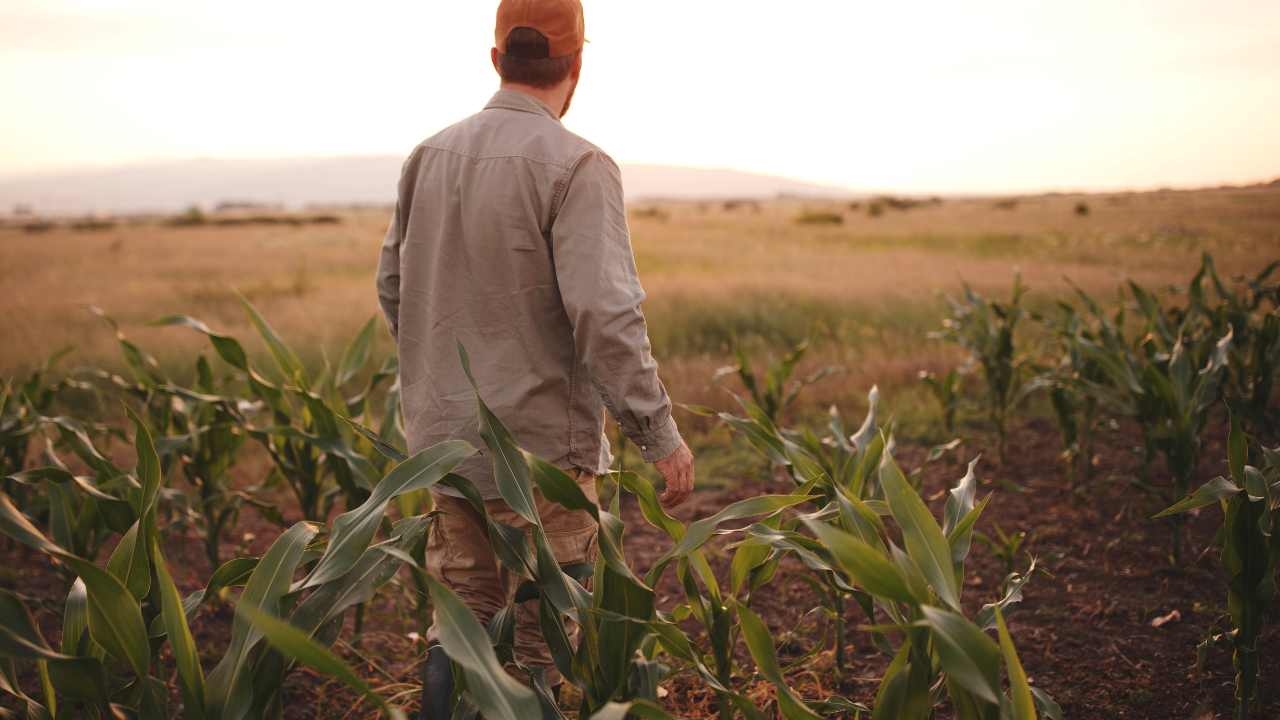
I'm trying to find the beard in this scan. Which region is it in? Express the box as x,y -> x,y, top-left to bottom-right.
560,77 -> 579,117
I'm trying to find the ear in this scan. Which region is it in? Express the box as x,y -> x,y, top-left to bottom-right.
491,47 -> 501,76
570,51 -> 583,81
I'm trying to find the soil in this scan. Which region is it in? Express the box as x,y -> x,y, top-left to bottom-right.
2,414 -> 1277,719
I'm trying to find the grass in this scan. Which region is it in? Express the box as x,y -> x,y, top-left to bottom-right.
0,185 -> 1275,436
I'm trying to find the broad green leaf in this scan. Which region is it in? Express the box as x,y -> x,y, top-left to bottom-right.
657,494 -> 811,567
919,605 -> 1001,705
238,605 -> 405,720
943,458 -> 979,536
423,574 -> 541,719
180,558 -> 259,621
207,521 -> 318,720
458,343 -> 540,525
996,607 -> 1036,720
303,440 -> 474,588
737,602 -> 821,720
802,519 -> 916,604
881,455 -> 961,609
1153,476 -> 1240,518
0,495 -> 149,677
335,317 -> 377,388
0,590 -> 66,661
126,406 -> 162,517
105,520 -> 151,600
153,539 -> 206,720
238,292 -> 307,387
292,517 -> 431,636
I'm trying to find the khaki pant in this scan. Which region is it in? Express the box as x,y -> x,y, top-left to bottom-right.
425,472 -> 599,687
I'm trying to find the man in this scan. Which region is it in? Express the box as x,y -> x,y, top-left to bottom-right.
375,1 -> 695,717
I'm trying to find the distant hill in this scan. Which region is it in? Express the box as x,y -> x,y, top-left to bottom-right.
0,157 -> 851,216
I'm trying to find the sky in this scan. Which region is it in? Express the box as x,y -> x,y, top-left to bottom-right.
0,0 -> 1277,194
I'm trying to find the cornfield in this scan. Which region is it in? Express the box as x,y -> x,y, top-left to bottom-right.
0,249 -> 1274,718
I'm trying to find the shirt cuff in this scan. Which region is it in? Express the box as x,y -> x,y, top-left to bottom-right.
634,416 -> 683,463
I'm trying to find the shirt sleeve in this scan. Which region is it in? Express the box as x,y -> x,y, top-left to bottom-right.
551,150 -> 683,462
376,201 -> 402,339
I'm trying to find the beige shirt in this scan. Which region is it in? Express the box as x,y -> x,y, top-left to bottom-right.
377,89 -> 682,498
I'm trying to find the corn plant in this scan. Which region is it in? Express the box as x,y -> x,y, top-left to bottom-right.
920,368 -> 964,437
88,311 -> 251,569
975,524 -> 1029,579
0,409 -> 467,719
0,348 -> 70,478
934,277 -> 1032,463
714,339 -> 839,428
6,416 -> 139,566
1156,414 -> 1279,720
1185,254 -> 1280,439
792,442 -> 1057,719
621,473 -> 815,720
1028,301 -> 1110,485
342,344 -> 684,718
710,386 -> 887,680
158,300 -> 389,523
1109,278 -> 1234,561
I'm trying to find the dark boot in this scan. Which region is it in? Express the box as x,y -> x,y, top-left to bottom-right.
419,643 -> 454,720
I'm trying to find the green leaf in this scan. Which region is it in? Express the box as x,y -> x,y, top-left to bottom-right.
153,539 -> 206,720
302,440 -> 474,588
801,519 -> 917,604
238,605 -> 405,720
126,406 -> 163,518
737,602 -> 821,720
423,574 -> 541,719
1153,476 -> 1241,518
0,590 -> 66,661
207,521 -> 318,720
0,495 -> 150,678
335,317 -> 377,388
237,292 -> 308,387
656,494 -> 811,568
881,454 -> 961,609
996,607 -> 1036,720
458,343 -> 540,526
180,558 -> 259,621
104,520 -> 151,601
919,605 -> 1001,705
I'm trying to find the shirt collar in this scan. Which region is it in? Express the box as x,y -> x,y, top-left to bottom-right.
484,89 -> 561,122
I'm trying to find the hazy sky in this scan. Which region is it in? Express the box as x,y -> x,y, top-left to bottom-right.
1,0 -> 1277,193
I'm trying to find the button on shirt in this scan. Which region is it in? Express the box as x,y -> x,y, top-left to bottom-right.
377,89 -> 683,499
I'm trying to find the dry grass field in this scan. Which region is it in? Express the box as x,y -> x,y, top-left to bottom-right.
2,183 -> 1277,427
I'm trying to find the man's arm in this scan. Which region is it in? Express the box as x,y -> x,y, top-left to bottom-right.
376,201 -> 403,339
551,150 -> 693,505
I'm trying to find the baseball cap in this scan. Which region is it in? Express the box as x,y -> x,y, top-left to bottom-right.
495,0 -> 586,59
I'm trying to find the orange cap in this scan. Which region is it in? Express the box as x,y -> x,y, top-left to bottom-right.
495,0 -> 585,58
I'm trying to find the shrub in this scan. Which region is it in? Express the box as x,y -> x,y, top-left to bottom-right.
794,210 -> 844,225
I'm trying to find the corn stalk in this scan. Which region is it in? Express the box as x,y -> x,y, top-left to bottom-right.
1156,414 -> 1279,720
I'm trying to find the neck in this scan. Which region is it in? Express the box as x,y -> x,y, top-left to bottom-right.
500,82 -> 570,118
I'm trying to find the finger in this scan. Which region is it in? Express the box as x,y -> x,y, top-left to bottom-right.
667,468 -> 691,507
661,480 -> 681,507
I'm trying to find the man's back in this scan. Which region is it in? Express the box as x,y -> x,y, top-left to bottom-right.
377,89 -> 682,498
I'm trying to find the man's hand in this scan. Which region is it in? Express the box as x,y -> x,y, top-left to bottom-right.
654,440 -> 694,508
